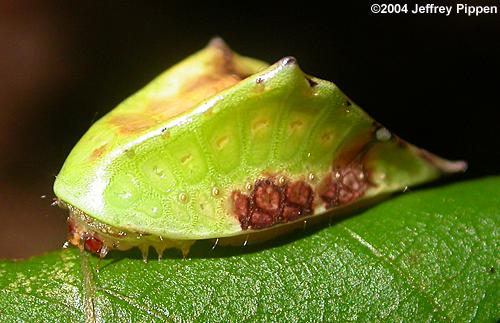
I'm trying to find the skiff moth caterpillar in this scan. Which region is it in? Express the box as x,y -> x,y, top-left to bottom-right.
54,38 -> 466,260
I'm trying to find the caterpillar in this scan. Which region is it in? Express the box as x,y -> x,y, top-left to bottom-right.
54,38 -> 466,260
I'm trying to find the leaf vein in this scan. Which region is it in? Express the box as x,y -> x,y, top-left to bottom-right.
341,226 -> 450,320
97,287 -> 172,321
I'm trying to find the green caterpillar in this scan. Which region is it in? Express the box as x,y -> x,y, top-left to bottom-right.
53,38 -> 466,260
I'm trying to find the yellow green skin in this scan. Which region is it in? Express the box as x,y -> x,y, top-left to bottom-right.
54,39 -> 466,247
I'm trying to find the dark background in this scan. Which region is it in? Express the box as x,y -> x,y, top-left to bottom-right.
1,2 -> 498,258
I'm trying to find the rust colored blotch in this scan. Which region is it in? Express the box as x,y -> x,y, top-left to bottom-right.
84,235 -> 103,254
142,40 -> 252,131
254,180 -> 282,215
89,144 -> 107,161
232,177 -> 314,230
286,181 -> 313,208
146,73 -> 241,124
320,177 -> 338,205
108,113 -> 157,135
250,210 -> 275,229
232,191 -> 250,230
282,205 -> 302,222
182,74 -> 241,96
320,163 -> 367,208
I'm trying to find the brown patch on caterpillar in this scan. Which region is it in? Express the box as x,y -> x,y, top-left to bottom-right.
89,144 -> 108,161
334,129 -> 375,168
319,161 -> 368,208
231,176 -> 314,230
208,37 -> 252,79
286,181 -> 313,210
146,73 -> 239,124
182,74 -> 241,95
113,38 -> 252,136
108,113 -> 158,135
208,37 -> 238,77
249,210 -> 276,229
146,47 -> 246,125
67,216 -> 107,257
221,192 -> 391,248
177,38 -> 250,99
253,179 -> 283,216
282,205 -> 302,222
232,191 -> 251,230
84,236 -> 104,254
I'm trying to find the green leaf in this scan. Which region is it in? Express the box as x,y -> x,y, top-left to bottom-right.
1,177 -> 499,322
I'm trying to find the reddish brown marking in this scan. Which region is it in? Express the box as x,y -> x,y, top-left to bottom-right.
282,205 -> 302,222
208,37 -> 236,74
146,74 -> 241,124
182,74 -> 241,96
320,162 -> 368,208
250,210 -> 275,229
107,40 -> 256,137
89,144 -> 107,161
253,180 -> 282,216
67,217 -> 107,255
319,176 -> 338,206
232,177 -> 314,230
286,181 -> 313,209
84,236 -> 103,254
208,37 -> 254,79
108,113 -> 157,135
145,41 -> 251,126
232,191 -> 250,230
333,128 -> 375,169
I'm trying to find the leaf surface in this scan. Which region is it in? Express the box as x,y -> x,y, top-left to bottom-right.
1,177 -> 499,322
